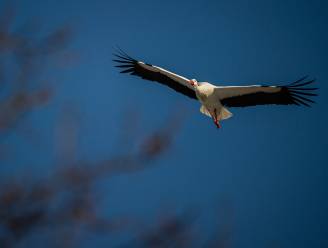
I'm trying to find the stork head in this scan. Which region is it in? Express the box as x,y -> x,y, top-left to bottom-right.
189,79 -> 198,87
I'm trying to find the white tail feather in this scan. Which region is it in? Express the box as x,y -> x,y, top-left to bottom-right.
220,107 -> 233,120
200,105 -> 233,120
200,105 -> 211,117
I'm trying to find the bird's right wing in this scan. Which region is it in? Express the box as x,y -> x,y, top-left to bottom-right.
113,49 -> 197,100
216,77 -> 317,107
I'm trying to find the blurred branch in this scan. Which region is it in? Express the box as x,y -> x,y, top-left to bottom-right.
120,212 -> 195,248
0,3 -> 72,139
0,113 -> 182,247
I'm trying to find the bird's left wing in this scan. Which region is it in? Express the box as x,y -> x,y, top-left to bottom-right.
217,77 -> 317,107
113,50 -> 197,99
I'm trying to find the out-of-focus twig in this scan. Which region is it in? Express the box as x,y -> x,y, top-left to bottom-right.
0,3 -> 72,140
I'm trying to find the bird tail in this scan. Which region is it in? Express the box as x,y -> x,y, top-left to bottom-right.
220,107 -> 233,120
200,105 -> 212,117
200,106 -> 233,120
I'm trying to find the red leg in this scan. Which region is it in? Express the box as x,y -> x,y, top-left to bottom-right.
215,120 -> 221,128
213,109 -> 221,129
213,117 -> 221,128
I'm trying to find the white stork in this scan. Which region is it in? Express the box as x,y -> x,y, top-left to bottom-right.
113,49 -> 317,128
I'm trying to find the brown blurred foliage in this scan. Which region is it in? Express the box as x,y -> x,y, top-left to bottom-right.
0,3 -> 72,137
0,120 -> 185,247
0,3 -> 233,248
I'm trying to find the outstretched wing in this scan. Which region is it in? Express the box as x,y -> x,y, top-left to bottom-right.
113,49 -> 197,100
217,76 -> 317,107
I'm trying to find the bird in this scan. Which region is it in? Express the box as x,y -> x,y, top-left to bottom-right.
113,49 -> 317,128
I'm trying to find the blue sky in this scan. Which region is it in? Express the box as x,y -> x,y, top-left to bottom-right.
2,0 -> 328,247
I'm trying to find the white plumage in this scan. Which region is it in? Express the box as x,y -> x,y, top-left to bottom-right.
196,83 -> 233,124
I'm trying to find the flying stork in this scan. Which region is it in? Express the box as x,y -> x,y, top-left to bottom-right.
113,49 -> 317,128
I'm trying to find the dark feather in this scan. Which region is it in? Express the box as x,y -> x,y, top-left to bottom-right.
288,79 -> 315,88
115,64 -> 134,68
287,76 -> 309,86
221,77 -> 318,107
288,90 -> 317,97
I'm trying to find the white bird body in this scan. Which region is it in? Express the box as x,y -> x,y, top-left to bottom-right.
195,82 -> 232,122
114,49 -> 317,128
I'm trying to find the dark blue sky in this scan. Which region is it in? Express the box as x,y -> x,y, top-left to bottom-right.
2,0 -> 328,247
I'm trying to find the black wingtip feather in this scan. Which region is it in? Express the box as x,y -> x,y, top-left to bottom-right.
116,48 -> 135,61
288,79 -> 316,88
112,59 -> 134,64
288,90 -> 318,97
285,77 -> 318,107
113,46 -> 137,62
120,68 -> 135,74
293,97 -> 311,107
115,64 -> 134,68
288,76 -> 309,86
290,87 -> 318,91
113,53 -> 134,62
112,49 -> 139,75
292,94 -> 315,104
